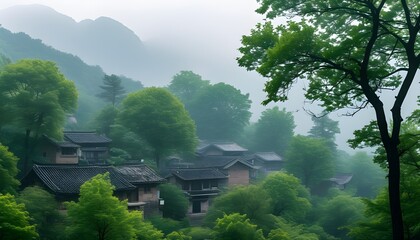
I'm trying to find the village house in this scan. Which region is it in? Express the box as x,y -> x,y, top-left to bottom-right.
21,163 -> 165,216
39,131 -> 112,165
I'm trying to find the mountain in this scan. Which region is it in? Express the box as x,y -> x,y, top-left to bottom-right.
0,27 -> 143,125
0,4 -> 148,81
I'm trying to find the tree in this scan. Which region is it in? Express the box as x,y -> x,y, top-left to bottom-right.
285,135 -> 334,192
308,114 -> 340,153
17,186 -> 64,240
205,185 -> 272,228
0,59 -> 78,173
117,87 -> 197,169
237,1 -> 419,238
189,83 -> 252,141
347,152 -> 386,198
167,71 -> 210,105
90,105 -> 119,137
0,193 -> 39,240
252,107 -> 295,155
318,194 -> 365,240
260,172 -> 311,223
0,144 -> 19,194
213,213 -> 265,240
159,183 -> 189,221
65,173 -> 146,240
96,74 -> 126,106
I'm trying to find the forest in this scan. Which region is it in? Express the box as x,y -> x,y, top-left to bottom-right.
0,0 -> 419,240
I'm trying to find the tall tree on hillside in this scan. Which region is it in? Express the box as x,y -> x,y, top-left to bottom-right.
167,71 -> 210,105
0,59 -> 78,173
309,114 -> 340,153
252,107 -> 295,155
237,1 -> 419,238
189,83 -> 252,141
285,135 -> 334,192
118,87 -> 197,169
97,74 -> 126,106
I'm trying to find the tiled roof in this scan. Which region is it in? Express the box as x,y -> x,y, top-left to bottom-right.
64,131 -> 111,144
171,168 -> 228,181
197,142 -> 248,154
32,164 -> 135,194
115,165 -> 166,184
43,135 -> 80,148
192,156 -> 256,170
254,152 -> 283,161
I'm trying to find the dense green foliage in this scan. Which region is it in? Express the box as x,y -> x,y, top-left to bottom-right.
65,173 -> 154,240
0,144 -> 19,194
189,83 -> 251,141
118,87 -> 197,168
285,135 -> 334,192
251,107 -> 295,155
213,213 -> 265,240
309,114 -> 340,153
237,0 -> 419,238
0,193 -> 39,240
17,186 -> 64,240
159,183 -> 189,221
260,172 -> 311,222
167,70 -> 210,105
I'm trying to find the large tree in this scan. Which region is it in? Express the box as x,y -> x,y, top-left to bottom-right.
285,135 -> 334,192
65,173 -> 150,240
96,74 -> 126,107
167,70 -> 210,105
189,82 -> 252,141
237,1 -> 419,238
260,172 -> 311,223
0,59 -> 78,173
118,87 -> 197,169
252,106 -> 295,155
308,114 -> 340,153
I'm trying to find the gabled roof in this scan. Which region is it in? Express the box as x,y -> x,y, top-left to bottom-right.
254,152 -> 283,162
197,142 -> 248,154
64,131 -> 111,144
115,165 -> 166,184
43,135 -> 80,148
170,168 -> 228,181
30,164 -> 135,194
329,173 -> 353,185
193,156 -> 256,170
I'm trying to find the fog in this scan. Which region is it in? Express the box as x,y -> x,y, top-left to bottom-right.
0,0 -> 418,153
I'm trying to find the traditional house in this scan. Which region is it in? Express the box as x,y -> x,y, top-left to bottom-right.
312,173 -> 354,195
21,164 -> 166,216
40,131 -> 112,165
63,131 -> 111,164
244,152 -> 284,175
167,168 -> 228,214
39,135 -> 80,164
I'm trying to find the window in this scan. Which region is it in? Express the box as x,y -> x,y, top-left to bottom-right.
61,147 -> 76,155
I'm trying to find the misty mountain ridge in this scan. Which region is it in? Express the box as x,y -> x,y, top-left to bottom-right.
0,27 -> 143,125
0,4 -> 152,82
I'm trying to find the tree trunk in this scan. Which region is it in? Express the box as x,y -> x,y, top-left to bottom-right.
386,143 -> 404,240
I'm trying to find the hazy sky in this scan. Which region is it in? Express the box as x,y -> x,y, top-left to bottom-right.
0,1 -> 418,153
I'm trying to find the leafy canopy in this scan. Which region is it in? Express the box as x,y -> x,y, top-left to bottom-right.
0,193 -> 39,240
96,74 -> 126,106
118,87 -> 197,168
65,173 -> 152,240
